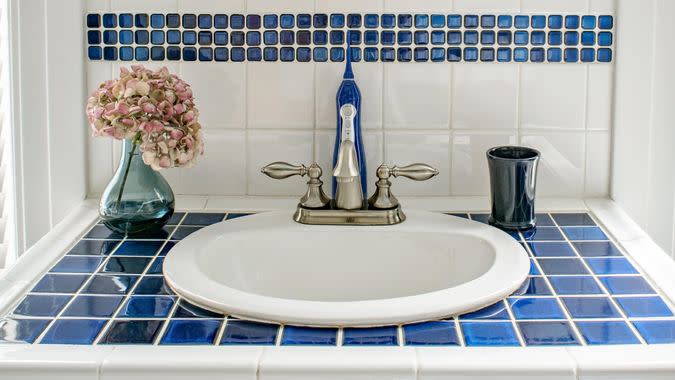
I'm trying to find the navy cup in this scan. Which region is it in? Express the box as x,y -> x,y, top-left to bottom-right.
487,146 -> 540,230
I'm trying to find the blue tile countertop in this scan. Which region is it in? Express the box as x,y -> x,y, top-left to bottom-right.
1,211 -> 673,347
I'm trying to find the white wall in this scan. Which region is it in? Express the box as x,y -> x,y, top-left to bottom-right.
84,0 -> 616,200
612,0 -> 675,256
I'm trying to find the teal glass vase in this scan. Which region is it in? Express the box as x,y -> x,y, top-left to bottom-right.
99,139 -> 175,234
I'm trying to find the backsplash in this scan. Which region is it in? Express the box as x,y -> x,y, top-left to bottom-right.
85,0 -> 615,198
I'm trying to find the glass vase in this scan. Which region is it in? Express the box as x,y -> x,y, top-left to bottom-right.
99,139 -> 175,234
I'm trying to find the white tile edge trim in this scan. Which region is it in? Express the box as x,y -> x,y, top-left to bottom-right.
0,197 -> 672,379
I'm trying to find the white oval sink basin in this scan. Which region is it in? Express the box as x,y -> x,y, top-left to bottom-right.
163,211 -> 529,327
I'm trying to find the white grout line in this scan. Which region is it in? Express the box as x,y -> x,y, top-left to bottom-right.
213,315 -> 229,346
453,316 -> 465,347
275,325 -> 284,346
336,327 -> 344,347
397,324 -> 404,346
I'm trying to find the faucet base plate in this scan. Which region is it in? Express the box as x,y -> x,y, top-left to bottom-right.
293,204 -> 406,226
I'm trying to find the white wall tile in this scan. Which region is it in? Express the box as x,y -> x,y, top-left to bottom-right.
384,64 -> 451,130
86,0 -> 110,11
520,65 -> 586,130
384,131 -> 450,196
315,62 -> 383,130
521,0 -> 589,13
589,0 -> 616,13
585,131 -> 610,196
181,63 -> 246,130
384,0 -> 452,13
451,132 -> 517,196
179,130 -> 246,195
586,65 -> 613,131
248,63 -> 315,129
451,64 -> 518,130
521,131 -> 586,196
247,130 -> 314,195
453,0 -> 520,12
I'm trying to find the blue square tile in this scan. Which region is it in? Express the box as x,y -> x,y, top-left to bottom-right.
497,48 -> 512,62
160,320 -> 221,345
215,31 -> 229,45
514,277 -> 553,296
481,15 -> 495,28
228,14 -> 243,29
549,31 -> 562,46
576,321 -> 639,345
529,242 -> 576,257
601,276 -> 655,295
562,297 -> 621,319
199,31 -> 213,45
315,47 -> 329,62
535,214 -> 555,226
135,13 -> 149,28
263,31 -> 277,45
461,301 -> 510,320
362,47 -> 377,62
514,15 -> 529,29
531,15 -> 546,29
167,46 -> 181,60
415,31 -> 429,45
565,48 -> 579,63
397,48 -> 412,62
101,257 -> 152,274
481,31 -> 495,45
220,320 -> 278,345
14,294 -> 71,317
514,31 -> 529,45
101,320 -> 163,344
398,14 -> 412,28
447,14 -> 461,28
51,256 -> 103,274
599,48 -> 613,63
330,30 -> 345,45
582,15 -> 596,29
548,15 -> 563,29
280,14 -> 294,28
87,13 -> 101,28
565,31 -> 580,46
119,46 -> 133,61
281,326 -> 337,346
549,276 -> 603,295
63,295 -> 123,317
464,15 -> 479,28
0,318 -> 50,343
464,31 -> 478,45
279,30 -> 294,45
115,241 -> 164,257
552,213 -> 596,226
88,46 -> 102,60
497,31 -> 512,45
343,326 -> 398,346
182,31 -> 197,45
118,296 -> 175,318
633,321 -> 675,344
573,242 -> 621,257
518,322 -> 580,346
523,227 -> 565,241
566,15 -> 580,29
134,277 -> 173,295
32,274 -> 88,293
104,30 -> 119,45
398,31 -> 412,45
461,322 -> 520,347
415,47 -> 429,62
431,14 -> 445,28
415,14 -> 429,28
581,48 -> 596,62
599,15 -> 614,30
215,47 -> 229,61
159,241 -> 176,256
538,258 -> 589,275
585,258 -> 638,275
431,47 -> 445,62
41,319 -> 106,345
497,15 -> 512,28
102,13 -> 117,28
263,14 -> 277,29
431,30 -> 445,45
314,30 -> 328,45
214,14 -> 228,29
347,13 -> 361,28
531,31 -> 545,45
88,30 -> 101,45
447,31 -> 462,45
297,13 -> 311,28
280,47 -> 294,62
82,275 -> 138,295
119,13 -> 133,28
598,32 -> 613,46
167,30 -> 181,44
246,14 -> 260,29
173,300 -> 223,318
581,31 -> 596,46
171,226 -> 203,241
403,322 -> 459,346
297,30 -> 311,45
379,47 -> 394,62
69,240 -> 121,256
514,48 -> 528,62
150,14 -> 164,28
509,298 -> 565,320
166,13 -> 180,28
151,31 -> 165,45
296,47 -> 311,62
314,13 -> 328,28
247,31 -> 261,46
615,297 -> 673,318
330,13 -> 345,28
531,48 -> 545,62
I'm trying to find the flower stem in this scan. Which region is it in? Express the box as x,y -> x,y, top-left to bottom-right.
115,134 -> 141,211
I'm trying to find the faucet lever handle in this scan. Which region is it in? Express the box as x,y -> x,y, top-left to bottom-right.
261,162 -> 330,209
261,162 -> 308,179
368,163 -> 439,210
391,163 -> 439,181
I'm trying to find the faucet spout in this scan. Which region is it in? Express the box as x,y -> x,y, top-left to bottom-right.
333,140 -> 363,210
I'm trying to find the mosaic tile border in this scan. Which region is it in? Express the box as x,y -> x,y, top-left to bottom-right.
85,13 -> 614,63
2,211 -> 674,347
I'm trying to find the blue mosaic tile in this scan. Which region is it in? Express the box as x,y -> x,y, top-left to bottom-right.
585,258 -> 638,275
600,276 -> 656,295
576,321 -> 640,345
518,321 -> 580,346
566,15 -> 580,29
118,296 -> 175,318
166,14 -> 180,28
514,277 -> 553,296
41,319 -> 106,345
51,256 -> 103,274
573,242 -> 622,257
599,15 -> 614,30
460,301 -> 510,320
101,320 -> 163,344
561,297 -> 621,319
615,297 -> 673,318
151,14 -> 164,28
343,326 -> 398,346
14,295 -> 71,317
549,276 -> 603,295
403,321 -> 459,346
509,298 -> 565,320
462,322 -> 519,346
62,295 -> 123,317
160,320 -> 221,345
32,274 -> 88,293
538,258 -> 590,275
173,300 -> 223,318
82,275 -> 138,295
0,318 -> 50,343
633,321 -> 675,344
101,257 -> 151,274
281,326 -> 337,346
529,242 -> 576,257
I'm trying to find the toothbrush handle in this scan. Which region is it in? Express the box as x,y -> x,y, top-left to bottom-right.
391,164 -> 439,181
261,162 -> 308,179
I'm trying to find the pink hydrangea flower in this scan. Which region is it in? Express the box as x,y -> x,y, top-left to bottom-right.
85,65 -> 204,170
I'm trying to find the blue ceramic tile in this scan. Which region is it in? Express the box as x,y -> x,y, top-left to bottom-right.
230,47 -> 245,62
246,14 -> 260,29
447,14 -> 461,28
552,213 -> 596,226
403,321 -> 459,346
135,30 -> 149,45
215,31 -> 229,45
151,47 -> 165,61
201,48 -> 214,61
103,46 -> 117,61
85,225 -> 124,239
549,32 -> 562,46
263,47 -> 278,61
548,15 -> 563,29
518,322 -> 580,346
41,319 -> 106,345
431,14 -> 445,28
514,15 -> 529,29
566,15 -> 580,29
330,13 -> 345,28
134,277 -> 173,295
182,14 -> 197,29
481,15 -> 495,28
136,47 -> 150,61
14,294 -> 71,317
549,276 -> 603,295
531,31 -> 545,45
598,32 -> 613,46
247,31 -> 261,46
565,48 -> 579,62
415,47 -> 429,62
414,14 -> 428,28
87,13 -> 101,28
529,242 -> 576,257
431,47 -> 445,62
600,276 -> 655,295
497,15 -> 512,28
581,46 -> 595,62
100,320 -> 163,344
330,30 -> 345,45
160,320 -> 221,345
32,274 -> 88,293
598,48 -> 612,62
118,296 -> 175,318
582,31 -> 595,46
514,48 -> 528,62
297,30 -> 311,45
464,15 -> 479,28
102,13 -> 117,28
296,47 -> 311,62
573,242 -> 622,257
82,275 -> 138,294
565,32 -> 580,46
430,30 -> 445,45
615,297 -> 673,318
151,31 -> 165,45
263,31 -> 277,45
398,31 -> 412,45
464,31 -> 478,45
198,14 -> 212,29
531,15 -> 546,29
530,48 -> 545,62
173,300 -> 223,318
523,227 -> 565,241
279,14 -> 294,29
119,46 -> 133,61
119,13 -> 133,28
101,257 -> 151,274
167,46 -> 181,61
576,321 -> 639,345
497,48 -> 511,62
363,47 -> 377,62
537,258 -> 590,275
481,31 -> 495,45
88,30 -> 101,45
509,298 -> 565,320
447,47 -> 461,62
343,326 -> 398,346
632,321 -> 675,344
114,241 -> 164,257
514,31 -> 529,45
215,47 -> 229,61
529,259 -> 540,275
220,320 -> 278,345
497,31 -> 512,45
0,318 -> 50,343
582,15 -> 596,29
166,13 -> 180,28
281,326 -> 337,346
347,13 -> 361,28
314,30 -> 328,45
62,295 -> 123,317
314,13 -> 328,28
461,301 -> 510,320
585,258 -> 638,275
398,47 -> 412,62
150,14 -> 164,28
199,31 -> 213,45
415,31 -> 429,45
167,30 -> 181,44
51,256 -> 103,274
461,322 -> 520,346
147,257 -> 164,274
171,226 -> 203,240
182,31 -> 197,45
599,15 -> 614,30
398,14 -> 412,28
88,47 -> 102,60
514,277 -> 553,296
262,14 -> 277,29
280,47 -> 295,62
562,297 -> 621,319
447,31 -> 462,45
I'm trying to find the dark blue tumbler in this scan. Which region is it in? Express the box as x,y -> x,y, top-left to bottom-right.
487,146 -> 540,230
